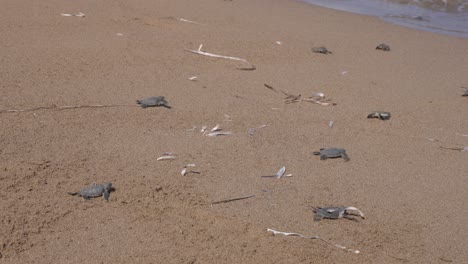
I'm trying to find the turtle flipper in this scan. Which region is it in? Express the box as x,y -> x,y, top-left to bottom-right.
320,155 -> 327,160
103,190 -> 110,201
341,153 -> 350,162
68,192 -> 79,196
343,215 -> 359,222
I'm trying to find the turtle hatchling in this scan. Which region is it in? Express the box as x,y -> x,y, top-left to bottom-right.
376,43 -> 390,51
68,182 -> 113,201
313,206 -> 365,221
312,46 -> 332,54
313,148 -> 349,161
367,111 -> 391,120
462,88 -> 468,97
136,96 -> 171,108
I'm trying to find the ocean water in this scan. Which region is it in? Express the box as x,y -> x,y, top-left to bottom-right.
303,0 -> 468,38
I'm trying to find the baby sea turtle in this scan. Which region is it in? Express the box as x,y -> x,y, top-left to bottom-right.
136,96 -> 171,108
312,47 -> 332,54
367,111 -> 391,120
313,148 -> 349,161
313,206 -> 365,221
68,182 -> 113,201
376,43 -> 390,51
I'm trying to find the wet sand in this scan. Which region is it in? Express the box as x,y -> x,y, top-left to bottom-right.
1,0 -> 467,263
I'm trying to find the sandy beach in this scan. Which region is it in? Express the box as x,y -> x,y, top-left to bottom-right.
1,0 -> 467,263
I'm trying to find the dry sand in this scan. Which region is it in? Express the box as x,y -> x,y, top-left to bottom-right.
1,0 -> 467,263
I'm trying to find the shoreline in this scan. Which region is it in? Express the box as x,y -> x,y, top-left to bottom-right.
302,0 -> 468,39
1,0 -> 467,263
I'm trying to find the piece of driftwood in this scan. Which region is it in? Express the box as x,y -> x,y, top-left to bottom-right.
267,228 -> 360,254
185,44 -> 255,70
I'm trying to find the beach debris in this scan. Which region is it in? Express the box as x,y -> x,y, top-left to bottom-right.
202,124 -> 232,136
462,87 -> 468,97
329,121 -> 335,127
455,133 -> 468,137
68,183 -> 113,201
313,148 -> 349,162
341,70 -> 349,75
376,43 -> 391,51
267,228 -> 360,254
313,206 -> 365,221
116,33 -> 124,36
367,111 -> 391,120
188,76 -> 198,81
312,46 -> 332,54
248,124 -> 267,136
136,96 -> 171,108
186,125 -> 197,132
261,166 -> 287,179
61,12 -> 86,17
210,124 -> 221,132
206,131 -> 233,137
211,194 -> 255,206
264,84 -> 336,106
223,114 -> 233,122
157,153 -> 177,161
312,92 -> 325,99
181,164 -> 200,176
439,146 -> 468,151
185,44 -> 255,70
275,41 -> 283,45
161,16 -> 205,25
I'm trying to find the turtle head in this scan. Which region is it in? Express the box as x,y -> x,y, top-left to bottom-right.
104,182 -> 113,190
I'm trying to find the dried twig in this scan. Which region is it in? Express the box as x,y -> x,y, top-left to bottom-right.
0,104 -> 136,114
267,228 -> 360,254
264,84 -> 336,105
185,44 -> 255,70
211,194 -> 255,206
439,146 -> 468,151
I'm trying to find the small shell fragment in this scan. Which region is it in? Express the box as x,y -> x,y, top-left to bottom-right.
329,121 -> 335,127
188,76 -> 198,81
275,41 -> 283,45
181,164 -> 199,176
275,166 -> 286,178
157,156 -> 176,161
248,128 -> 256,136
61,12 -> 86,17
312,92 -> 325,99
211,124 -> 221,132
262,166 -> 286,179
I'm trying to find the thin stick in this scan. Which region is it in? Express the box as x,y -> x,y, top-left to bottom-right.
440,146 -> 467,151
211,194 -> 255,205
185,44 -> 255,70
267,228 -> 360,254
0,104 -> 136,114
